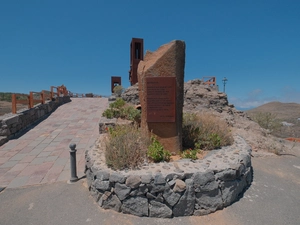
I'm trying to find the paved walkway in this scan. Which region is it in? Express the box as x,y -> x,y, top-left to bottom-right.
0,156 -> 299,225
0,98 -> 108,188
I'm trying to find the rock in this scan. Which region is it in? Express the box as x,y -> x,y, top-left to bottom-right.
184,79 -> 227,112
163,187 -> 181,206
150,184 -> 166,194
0,136 -> 8,146
149,200 -> 172,218
85,169 -> 94,188
173,178 -> 195,216
130,184 -> 148,196
215,169 -> 237,181
154,173 -> 166,185
109,172 -> 126,183
114,183 -> 131,201
173,179 -> 186,193
154,193 -> 164,203
221,178 -> 247,207
146,192 -> 156,199
195,188 -> 223,212
193,171 -> 218,192
99,192 -> 121,212
99,118 -> 116,134
193,171 -> 215,186
95,170 -> 110,181
230,163 -> 246,178
108,95 -> 116,101
90,186 -> 102,202
194,208 -> 214,216
0,126 -> 10,136
121,196 -> 149,217
141,174 -> 153,184
121,83 -> 140,105
94,179 -> 110,191
126,175 -> 141,188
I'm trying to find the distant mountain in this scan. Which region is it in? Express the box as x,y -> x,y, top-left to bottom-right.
247,102 -> 300,120
246,102 -> 300,138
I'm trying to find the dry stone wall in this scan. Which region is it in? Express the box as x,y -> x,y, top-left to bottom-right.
85,134 -> 252,218
0,96 -> 71,146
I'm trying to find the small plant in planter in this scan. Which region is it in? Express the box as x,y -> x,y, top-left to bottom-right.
181,148 -> 199,160
105,124 -> 149,170
102,98 -> 141,122
182,112 -> 233,151
147,136 -> 171,162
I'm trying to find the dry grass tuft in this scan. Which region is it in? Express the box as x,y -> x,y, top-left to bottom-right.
182,112 -> 233,150
105,124 -> 149,170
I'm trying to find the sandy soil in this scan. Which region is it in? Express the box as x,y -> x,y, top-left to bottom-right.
0,101 -> 27,116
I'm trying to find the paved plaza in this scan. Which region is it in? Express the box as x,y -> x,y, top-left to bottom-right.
0,98 -> 108,188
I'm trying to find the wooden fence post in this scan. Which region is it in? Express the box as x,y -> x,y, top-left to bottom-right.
41,91 -> 45,104
50,86 -> 53,99
29,92 -> 33,108
12,94 -> 17,114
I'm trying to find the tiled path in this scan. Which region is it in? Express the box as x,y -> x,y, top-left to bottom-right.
0,98 -> 108,188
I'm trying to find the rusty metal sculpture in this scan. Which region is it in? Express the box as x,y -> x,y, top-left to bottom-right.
129,38 -> 144,85
111,76 -> 122,93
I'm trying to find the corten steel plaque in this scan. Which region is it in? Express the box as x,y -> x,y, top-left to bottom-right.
146,77 -> 176,122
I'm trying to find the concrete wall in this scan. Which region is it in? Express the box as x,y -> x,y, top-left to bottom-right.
0,96 -> 71,146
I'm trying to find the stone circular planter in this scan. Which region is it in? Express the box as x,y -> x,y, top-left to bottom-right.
85,135 -> 252,218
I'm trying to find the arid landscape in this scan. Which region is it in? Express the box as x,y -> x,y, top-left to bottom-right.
247,102 -> 300,138
0,101 -> 27,116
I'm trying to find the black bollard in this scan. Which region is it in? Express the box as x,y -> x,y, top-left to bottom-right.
69,143 -> 78,183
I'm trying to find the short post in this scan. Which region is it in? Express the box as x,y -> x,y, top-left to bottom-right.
69,143 -> 78,183
12,94 -> 17,114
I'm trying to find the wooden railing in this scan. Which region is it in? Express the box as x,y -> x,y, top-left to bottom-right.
202,76 -> 216,86
286,137 -> 300,142
12,85 -> 69,114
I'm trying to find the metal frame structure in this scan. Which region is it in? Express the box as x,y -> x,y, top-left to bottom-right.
129,38 -> 144,85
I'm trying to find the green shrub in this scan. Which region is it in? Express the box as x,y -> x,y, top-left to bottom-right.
182,112 -> 233,150
113,85 -> 124,97
181,149 -> 198,160
147,136 -> 171,162
102,98 -> 140,122
105,125 -> 149,170
120,105 -> 141,121
110,98 -> 126,109
251,112 -> 282,133
102,108 -> 114,119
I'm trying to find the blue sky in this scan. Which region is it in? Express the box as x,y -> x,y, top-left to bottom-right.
0,0 -> 299,110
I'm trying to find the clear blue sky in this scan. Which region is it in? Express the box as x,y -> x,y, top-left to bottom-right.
0,0 -> 299,110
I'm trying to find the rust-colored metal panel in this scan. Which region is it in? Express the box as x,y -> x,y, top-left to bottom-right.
129,38 -> 144,85
146,77 -> 176,122
111,76 -> 122,93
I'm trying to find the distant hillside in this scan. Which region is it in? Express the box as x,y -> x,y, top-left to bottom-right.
246,102 -> 300,138
0,92 -> 27,116
0,92 -> 13,102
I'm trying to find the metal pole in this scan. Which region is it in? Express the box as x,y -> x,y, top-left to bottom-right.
222,77 -> 228,93
69,143 -> 78,183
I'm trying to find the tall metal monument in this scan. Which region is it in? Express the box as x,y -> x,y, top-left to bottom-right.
129,38 -> 144,85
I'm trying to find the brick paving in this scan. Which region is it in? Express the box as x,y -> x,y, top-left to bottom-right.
0,98 -> 108,188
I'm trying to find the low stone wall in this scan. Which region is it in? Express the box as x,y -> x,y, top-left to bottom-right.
85,134 -> 252,218
0,96 -> 71,146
